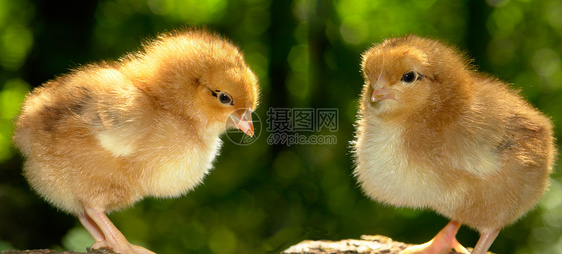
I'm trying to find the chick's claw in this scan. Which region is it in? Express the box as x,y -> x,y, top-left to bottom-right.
400,222 -> 469,254
80,206 -> 148,254
89,242 -> 155,254
129,244 -> 156,254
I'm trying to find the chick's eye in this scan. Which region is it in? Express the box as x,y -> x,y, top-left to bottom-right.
218,92 -> 233,105
401,71 -> 420,83
208,88 -> 234,106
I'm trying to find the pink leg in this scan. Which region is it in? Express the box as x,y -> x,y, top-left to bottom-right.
78,213 -> 106,247
79,205 -> 155,254
401,221 -> 469,254
470,229 -> 499,254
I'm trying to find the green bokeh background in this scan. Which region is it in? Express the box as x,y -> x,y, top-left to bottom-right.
1,0 -> 561,253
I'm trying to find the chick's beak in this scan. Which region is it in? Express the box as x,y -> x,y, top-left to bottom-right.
230,109 -> 254,137
370,78 -> 398,103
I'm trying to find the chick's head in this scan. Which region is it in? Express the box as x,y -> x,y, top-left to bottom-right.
361,38 -> 432,118
360,35 -> 472,120
196,62 -> 259,137
129,29 -> 259,136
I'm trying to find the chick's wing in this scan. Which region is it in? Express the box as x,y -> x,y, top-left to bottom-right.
66,69 -> 154,158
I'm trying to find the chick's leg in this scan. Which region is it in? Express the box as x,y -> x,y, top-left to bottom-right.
470,229 -> 499,254
78,213 -> 105,245
79,206 -> 155,254
400,221 -> 469,254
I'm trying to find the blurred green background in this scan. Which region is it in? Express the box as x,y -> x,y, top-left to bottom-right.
1,0 -> 561,253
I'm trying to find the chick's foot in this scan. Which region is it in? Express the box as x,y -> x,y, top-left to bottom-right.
79,206 -> 155,254
400,221 -> 469,254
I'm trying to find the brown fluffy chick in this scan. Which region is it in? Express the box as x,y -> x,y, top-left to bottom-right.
353,35 -> 556,254
13,29 -> 259,254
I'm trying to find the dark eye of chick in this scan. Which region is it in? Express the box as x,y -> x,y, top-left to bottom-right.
218,92 -> 233,105
208,88 -> 234,106
401,71 -> 422,83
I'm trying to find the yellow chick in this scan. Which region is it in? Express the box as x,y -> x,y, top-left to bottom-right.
13,29 -> 259,254
353,35 -> 555,254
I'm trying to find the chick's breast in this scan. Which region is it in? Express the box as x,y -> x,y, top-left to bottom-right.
354,117 -> 462,210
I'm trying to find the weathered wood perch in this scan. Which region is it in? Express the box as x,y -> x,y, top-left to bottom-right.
281,235 -> 411,254
1,236 -> 491,254
281,235 -> 488,254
